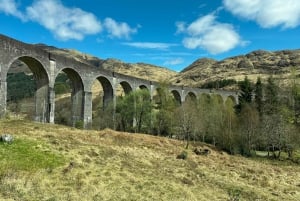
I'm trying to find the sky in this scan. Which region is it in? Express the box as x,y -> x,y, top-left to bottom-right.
0,0 -> 300,72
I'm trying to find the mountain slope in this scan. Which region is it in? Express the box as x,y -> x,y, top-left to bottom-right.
171,49 -> 300,88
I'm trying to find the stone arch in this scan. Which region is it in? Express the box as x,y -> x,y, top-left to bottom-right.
55,68 -> 84,126
211,94 -> 224,104
226,95 -> 237,105
139,85 -> 148,90
7,56 -> 49,122
171,90 -> 181,105
185,92 -> 197,102
119,81 -> 132,95
96,76 -> 114,108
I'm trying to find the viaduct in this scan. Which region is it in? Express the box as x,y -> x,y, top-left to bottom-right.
0,34 -> 238,128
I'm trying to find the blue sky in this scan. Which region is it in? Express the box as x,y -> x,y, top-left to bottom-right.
1,0 -> 300,72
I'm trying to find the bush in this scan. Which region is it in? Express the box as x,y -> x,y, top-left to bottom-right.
176,150 -> 188,160
75,120 -> 84,129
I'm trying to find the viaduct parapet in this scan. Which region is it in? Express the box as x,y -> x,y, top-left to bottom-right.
0,34 -> 238,128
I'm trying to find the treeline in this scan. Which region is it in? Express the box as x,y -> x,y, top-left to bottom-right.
97,76 -> 300,159
7,72 -> 36,102
7,72 -> 70,103
201,79 -> 237,89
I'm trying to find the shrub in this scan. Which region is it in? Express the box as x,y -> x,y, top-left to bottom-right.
75,120 -> 84,129
176,150 -> 188,160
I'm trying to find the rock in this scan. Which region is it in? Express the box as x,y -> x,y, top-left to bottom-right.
0,134 -> 14,143
194,147 -> 211,155
237,59 -> 254,69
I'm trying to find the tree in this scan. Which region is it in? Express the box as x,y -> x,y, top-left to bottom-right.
174,99 -> 197,149
239,104 -> 260,156
254,77 -> 263,116
236,76 -> 253,113
153,82 -> 177,136
195,93 -> 211,142
264,76 -> 279,115
221,98 -> 238,154
116,89 -> 152,133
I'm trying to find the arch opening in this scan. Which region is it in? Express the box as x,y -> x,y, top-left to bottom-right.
54,68 -> 84,126
91,76 -> 114,130
185,92 -> 197,103
226,95 -> 237,105
171,90 -> 181,105
139,85 -> 148,90
6,56 -> 49,122
119,81 -> 132,96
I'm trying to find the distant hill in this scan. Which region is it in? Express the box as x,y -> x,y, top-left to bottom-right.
170,49 -> 300,89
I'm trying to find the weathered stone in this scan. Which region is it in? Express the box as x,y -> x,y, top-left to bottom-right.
0,134 -> 13,143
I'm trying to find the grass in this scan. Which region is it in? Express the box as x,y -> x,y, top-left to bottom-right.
0,138 -> 65,172
0,119 -> 300,201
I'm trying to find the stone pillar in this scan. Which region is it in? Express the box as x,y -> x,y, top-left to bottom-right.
71,89 -> 84,127
181,87 -> 185,104
150,82 -> 154,101
0,80 -> 7,118
35,78 -> 49,123
83,91 -> 93,129
48,87 -> 55,124
49,59 -> 56,124
112,77 -> 117,130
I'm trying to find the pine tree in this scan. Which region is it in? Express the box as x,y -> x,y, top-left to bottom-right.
236,76 -> 253,113
254,77 -> 263,116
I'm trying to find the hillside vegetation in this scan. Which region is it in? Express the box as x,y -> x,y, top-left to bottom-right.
1,119 -> 300,201
171,49 -> 300,88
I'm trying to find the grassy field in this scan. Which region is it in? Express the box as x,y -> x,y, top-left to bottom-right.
0,119 -> 299,201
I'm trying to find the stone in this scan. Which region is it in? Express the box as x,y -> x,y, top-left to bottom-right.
0,134 -> 14,143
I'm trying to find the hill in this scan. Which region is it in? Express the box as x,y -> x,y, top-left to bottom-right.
171,49 -> 300,88
1,119 -> 300,201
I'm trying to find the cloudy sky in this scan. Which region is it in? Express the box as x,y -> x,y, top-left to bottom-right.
0,0 -> 300,71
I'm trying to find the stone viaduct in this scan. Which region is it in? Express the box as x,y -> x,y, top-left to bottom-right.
0,34 -> 238,128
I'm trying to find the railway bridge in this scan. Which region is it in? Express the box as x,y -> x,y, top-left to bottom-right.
0,34 -> 238,128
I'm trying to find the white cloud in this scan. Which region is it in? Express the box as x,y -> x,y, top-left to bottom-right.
123,42 -> 178,50
223,0 -> 300,28
0,0 -> 24,19
104,18 -> 137,39
177,14 -> 244,54
163,58 -> 184,66
0,0 -> 137,41
26,0 -> 101,40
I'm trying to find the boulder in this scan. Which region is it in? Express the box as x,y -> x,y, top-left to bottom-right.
0,134 -> 14,143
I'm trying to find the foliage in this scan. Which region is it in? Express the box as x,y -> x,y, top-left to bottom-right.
75,120 -> 84,129
254,77 -> 263,116
7,72 -> 36,102
153,82 -> 177,136
54,73 -> 70,94
236,76 -> 253,114
116,89 -> 153,133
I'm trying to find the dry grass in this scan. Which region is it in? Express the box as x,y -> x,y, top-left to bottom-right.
0,119 -> 300,201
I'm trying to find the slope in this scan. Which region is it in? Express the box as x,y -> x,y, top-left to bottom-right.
171,49 -> 300,88
0,119 -> 299,201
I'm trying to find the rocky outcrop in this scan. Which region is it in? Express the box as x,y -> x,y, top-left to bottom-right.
171,49 -> 300,87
